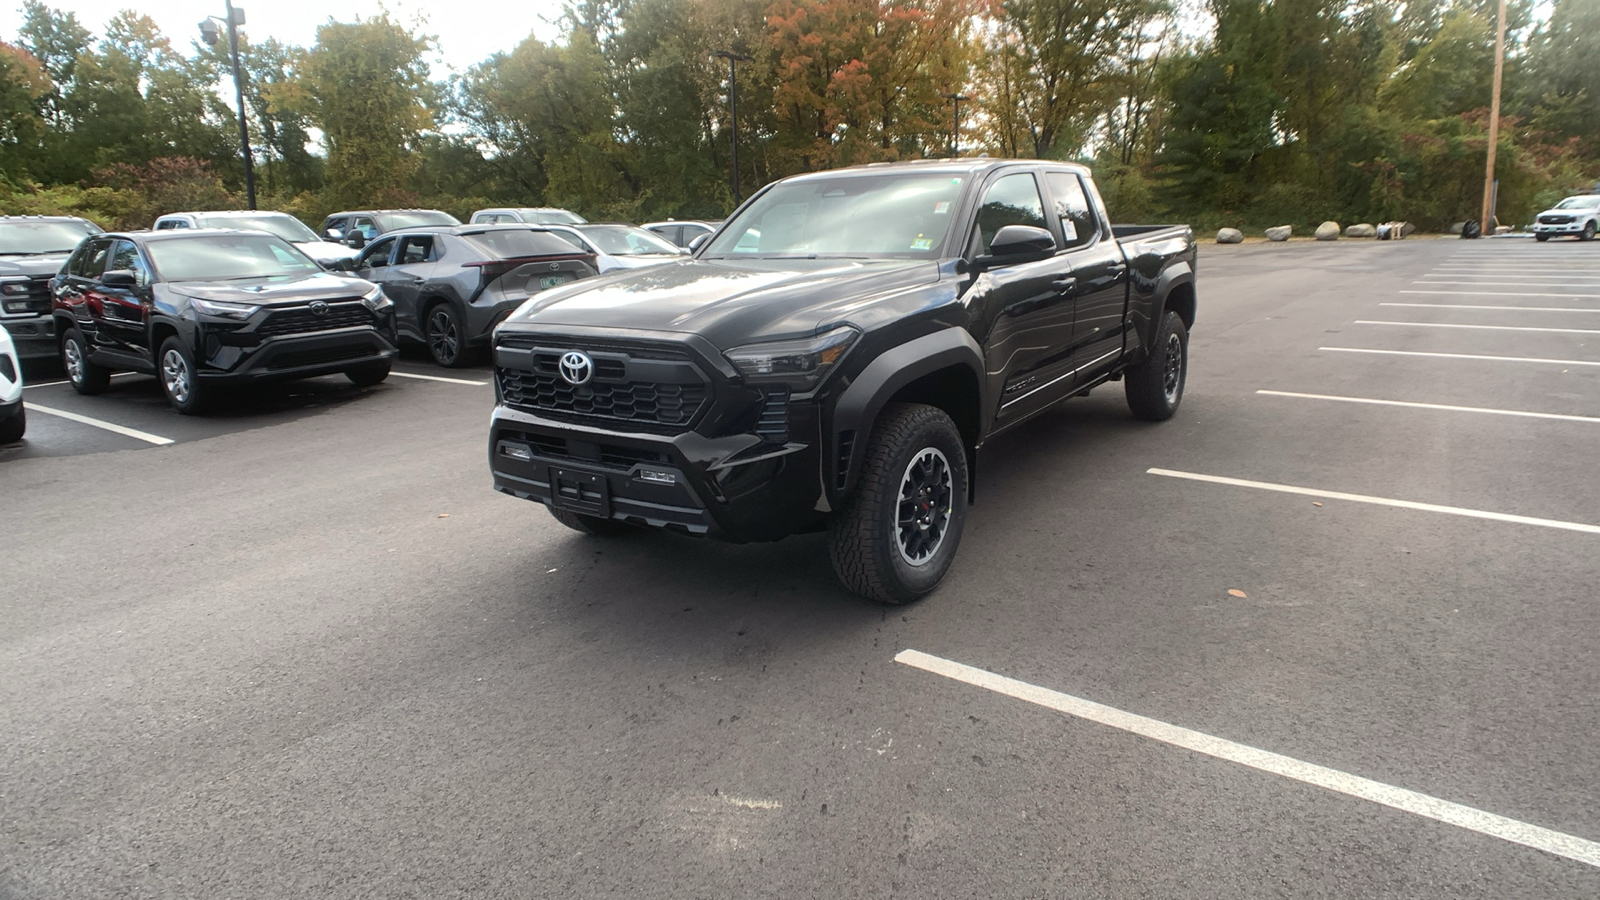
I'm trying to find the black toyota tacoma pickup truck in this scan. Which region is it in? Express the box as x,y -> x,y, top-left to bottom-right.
488,159 -> 1197,602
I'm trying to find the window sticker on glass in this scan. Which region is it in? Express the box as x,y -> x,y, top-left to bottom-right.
1062,219 -> 1078,242
910,236 -> 934,251
934,201 -> 951,215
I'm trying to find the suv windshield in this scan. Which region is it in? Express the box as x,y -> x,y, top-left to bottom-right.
577,225 -> 679,256
376,211 -> 460,230
462,229 -> 582,258
703,172 -> 965,259
1553,196 -> 1600,210
0,220 -> 101,255
147,234 -> 321,282
198,214 -> 319,243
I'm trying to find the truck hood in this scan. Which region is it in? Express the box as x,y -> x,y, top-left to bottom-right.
165,271 -> 373,306
504,257 -> 941,346
0,253 -> 71,278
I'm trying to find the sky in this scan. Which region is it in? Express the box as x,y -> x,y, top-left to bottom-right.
0,0 -> 571,75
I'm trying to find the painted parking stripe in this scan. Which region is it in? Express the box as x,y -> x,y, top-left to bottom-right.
1321,347 -> 1600,367
1382,303 -> 1600,313
1357,320 -> 1600,335
23,372 -> 140,390
1146,467 -> 1600,535
1256,389 -> 1600,424
388,371 -> 488,386
26,404 -> 174,445
1414,281 -> 1600,287
894,649 -> 1600,870
1401,290 -> 1600,298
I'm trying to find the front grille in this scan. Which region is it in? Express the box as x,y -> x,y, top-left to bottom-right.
1,275 -> 51,316
258,301 -> 373,335
495,337 -> 711,432
502,428 -> 671,471
1539,215 -> 1574,225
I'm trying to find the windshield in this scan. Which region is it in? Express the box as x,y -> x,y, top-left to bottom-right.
526,209 -> 586,225
578,225 -> 679,256
147,234 -> 322,282
703,172 -> 965,258
199,214 -> 319,243
462,229 -> 583,258
376,211 -> 460,230
1553,196 -> 1600,210
0,220 -> 101,256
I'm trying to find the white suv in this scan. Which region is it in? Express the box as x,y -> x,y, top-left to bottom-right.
0,326 -> 25,443
1531,195 -> 1600,242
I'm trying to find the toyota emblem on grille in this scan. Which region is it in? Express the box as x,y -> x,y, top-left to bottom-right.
559,351 -> 594,385
308,300 -> 330,315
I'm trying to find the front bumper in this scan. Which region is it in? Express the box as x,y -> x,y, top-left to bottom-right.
489,403 -> 826,542
0,315 -> 57,358
1531,221 -> 1588,234
197,325 -> 398,382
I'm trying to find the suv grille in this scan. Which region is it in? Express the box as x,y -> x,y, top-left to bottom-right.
1539,214 -> 1574,225
495,338 -> 710,432
258,301 -> 373,335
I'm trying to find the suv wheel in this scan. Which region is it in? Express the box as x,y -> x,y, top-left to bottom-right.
158,336 -> 210,415
829,402 -> 968,604
346,362 -> 391,387
425,303 -> 467,367
1534,233 -> 1550,242
1583,222 -> 1597,242
1124,309 -> 1189,421
61,327 -> 111,395
548,506 -> 635,536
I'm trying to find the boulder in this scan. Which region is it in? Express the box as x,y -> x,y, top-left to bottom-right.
1265,225 -> 1292,242
1401,221 -> 1416,236
1315,221 -> 1341,240
1449,221 -> 1465,235
1216,227 -> 1244,244
1345,223 -> 1376,238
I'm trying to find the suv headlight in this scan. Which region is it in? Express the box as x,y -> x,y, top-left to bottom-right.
190,297 -> 260,319
360,284 -> 392,312
726,325 -> 859,391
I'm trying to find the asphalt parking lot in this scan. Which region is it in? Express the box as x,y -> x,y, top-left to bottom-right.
4,237 -> 1600,898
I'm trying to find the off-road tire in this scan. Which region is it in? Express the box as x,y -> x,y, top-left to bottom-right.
548,506 -> 635,536
158,336 -> 211,415
828,402 -> 968,605
346,362 -> 391,387
0,404 -> 24,443
1125,309 -> 1189,421
61,327 -> 111,395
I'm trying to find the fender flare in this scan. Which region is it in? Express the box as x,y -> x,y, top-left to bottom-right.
829,327 -> 987,496
1137,265 -> 1196,357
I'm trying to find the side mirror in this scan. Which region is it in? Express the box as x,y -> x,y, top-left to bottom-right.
102,270 -> 139,288
977,225 -> 1056,267
688,233 -> 710,252
324,228 -> 342,240
345,232 -> 367,250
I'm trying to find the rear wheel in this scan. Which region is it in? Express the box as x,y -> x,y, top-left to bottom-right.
158,336 -> 210,415
548,506 -> 634,536
1124,309 -> 1189,421
61,328 -> 111,395
346,362 -> 391,387
829,403 -> 968,605
0,404 -> 24,443
425,302 -> 467,367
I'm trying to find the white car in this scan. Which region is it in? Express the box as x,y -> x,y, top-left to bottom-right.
470,207 -> 587,226
0,326 -> 24,443
1531,195 -> 1600,242
538,224 -> 687,272
153,211 -> 360,265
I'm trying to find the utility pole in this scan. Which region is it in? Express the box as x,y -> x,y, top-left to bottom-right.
711,50 -> 753,206
942,92 -> 969,158
201,2 -> 256,210
1479,0 -> 1507,235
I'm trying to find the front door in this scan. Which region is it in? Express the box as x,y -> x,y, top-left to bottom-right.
97,240 -> 155,355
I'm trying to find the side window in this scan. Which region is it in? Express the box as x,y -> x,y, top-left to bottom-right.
358,237 -> 397,268
71,238 -> 114,279
398,235 -> 434,264
975,172 -> 1050,254
155,220 -> 178,231
351,217 -> 378,239
108,240 -> 151,286
323,217 -> 347,237
551,231 -> 587,251
1046,172 -> 1097,250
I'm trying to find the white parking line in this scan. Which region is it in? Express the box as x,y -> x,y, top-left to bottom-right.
23,372 -> 140,390
1425,272 -> 1600,277
1414,281 -> 1600,287
1382,303 -> 1600,313
1321,347 -> 1600,367
1146,467 -> 1600,535
26,404 -> 174,445
1256,389 -> 1600,424
1357,320 -> 1600,335
894,649 -> 1600,870
1401,290 -> 1600,298
388,371 -> 488,386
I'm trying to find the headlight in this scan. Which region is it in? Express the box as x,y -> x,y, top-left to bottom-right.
360,285 -> 393,312
0,279 -> 30,296
189,298 -> 260,319
726,325 -> 859,391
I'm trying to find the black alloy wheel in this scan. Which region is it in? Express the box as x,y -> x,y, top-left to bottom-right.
61,327 -> 110,395
1125,309 -> 1189,421
425,303 -> 466,367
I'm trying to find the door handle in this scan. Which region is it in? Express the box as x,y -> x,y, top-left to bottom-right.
1107,264 -> 1127,277
1051,276 -> 1078,293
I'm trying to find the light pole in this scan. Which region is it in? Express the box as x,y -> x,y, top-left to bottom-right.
200,1 -> 256,210
1479,0 -> 1507,235
711,50 -> 753,205
942,92 -> 969,158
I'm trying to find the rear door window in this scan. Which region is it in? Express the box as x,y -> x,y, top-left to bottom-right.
1045,172 -> 1099,250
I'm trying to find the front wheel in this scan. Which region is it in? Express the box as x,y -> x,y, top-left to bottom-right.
1124,310 -> 1189,421
0,404 -> 24,443
1534,233 -> 1550,242
1582,222 -> 1597,242
158,336 -> 210,415
829,403 -> 969,605
346,362 -> 391,387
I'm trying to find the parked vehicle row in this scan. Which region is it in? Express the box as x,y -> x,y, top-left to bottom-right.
153,210 -> 358,266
